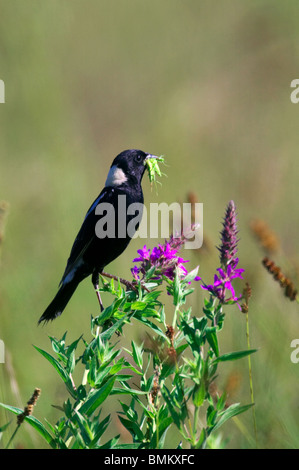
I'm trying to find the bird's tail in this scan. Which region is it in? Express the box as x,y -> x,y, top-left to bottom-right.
38,280 -> 79,324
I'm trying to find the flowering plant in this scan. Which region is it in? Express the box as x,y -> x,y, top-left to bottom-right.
202,201 -> 244,307
131,235 -> 201,283
0,200 -> 256,450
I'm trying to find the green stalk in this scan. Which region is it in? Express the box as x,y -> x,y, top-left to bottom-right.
5,424 -> 20,449
246,310 -> 258,448
172,304 -> 180,328
192,405 -> 200,444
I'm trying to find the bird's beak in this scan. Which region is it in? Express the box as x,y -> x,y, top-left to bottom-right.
145,154 -> 159,161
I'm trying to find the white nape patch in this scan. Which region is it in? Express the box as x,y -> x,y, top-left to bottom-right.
105,165 -> 127,187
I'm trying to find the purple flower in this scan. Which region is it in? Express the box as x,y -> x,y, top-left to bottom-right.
131,265 -> 140,280
150,246 -> 162,261
201,201 -> 244,306
131,234 -> 200,283
217,200 -> 239,268
133,245 -> 151,262
202,258 -> 244,303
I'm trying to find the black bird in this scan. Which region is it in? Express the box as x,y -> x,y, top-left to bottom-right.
39,149 -> 154,324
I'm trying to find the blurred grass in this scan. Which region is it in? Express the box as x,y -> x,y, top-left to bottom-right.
1,0 -> 299,448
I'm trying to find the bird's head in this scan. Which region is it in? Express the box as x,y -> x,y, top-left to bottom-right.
105,149 -> 156,188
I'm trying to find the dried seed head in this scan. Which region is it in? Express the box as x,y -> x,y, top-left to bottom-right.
262,257 -> 298,301
149,365 -> 161,405
241,303 -> 249,314
17,388 -> 41,426
250,219 -> 280,254
241,282 -> 252,313
165,325 -> 175,346
166,346 -> 177,365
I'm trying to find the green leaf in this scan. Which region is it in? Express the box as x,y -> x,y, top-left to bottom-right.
89,414 -> 111,448
193,380 -> 206,407
206,405 -> 217,427
98,435 -> 120,449
173,272 -> 181,306
161,387 -> 182,431
99,315 -> 131,342
0,403 -> 55,448
139,307 -> 159,318
159,305 -> 166,326
175,343 -> 189,356
131,340 -> 143,369
205,326 -> 219,357
119,401 -> 138,422
212,403 -> 254,433
110,386 -> 147,396
97,303 -> 115,324
123,361 -> 143,376
216,392 -> 227,412
212,349 -> 257,364
183,266 -> 199,284
134,316 -> 169,341
143,264 -> 157,281
79,377 -> 115,416
0,421 -> 11,433
196,427 -> 207,449
150,416 -> 173,449
131,301 -> 147,311
67,336 -> 82,357
73,410 -> 94,444
118,415 -> 144,442
66,349 -> 76,374
110,358 -> 125,376
33,345 -> 77,398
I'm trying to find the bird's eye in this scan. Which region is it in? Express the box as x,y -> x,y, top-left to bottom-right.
135,154 -> 142,163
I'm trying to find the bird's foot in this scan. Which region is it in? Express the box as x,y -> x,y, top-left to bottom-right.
92,271 -> 105,312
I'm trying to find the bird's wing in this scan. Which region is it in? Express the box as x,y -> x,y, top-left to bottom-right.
59,188 -> 109,285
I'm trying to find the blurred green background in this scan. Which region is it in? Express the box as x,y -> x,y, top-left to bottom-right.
1,0 -> 299,449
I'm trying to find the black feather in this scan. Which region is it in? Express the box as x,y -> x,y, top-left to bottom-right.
39,149 -> 150,324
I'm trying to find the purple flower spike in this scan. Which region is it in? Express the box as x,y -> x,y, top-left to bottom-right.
202,200 -> 244,306
131,234 -> 200,284
218,200 -> 239,268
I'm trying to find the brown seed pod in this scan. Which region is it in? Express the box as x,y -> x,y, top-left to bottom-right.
262,257 -> 298,301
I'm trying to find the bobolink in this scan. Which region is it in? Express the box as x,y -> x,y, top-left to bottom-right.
39,149 -> 156,324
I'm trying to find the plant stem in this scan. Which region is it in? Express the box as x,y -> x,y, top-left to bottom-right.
172,305 -> 180,328
5,424 -> 20,449
192,405 -> 199,443
246,310 -> 258,448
